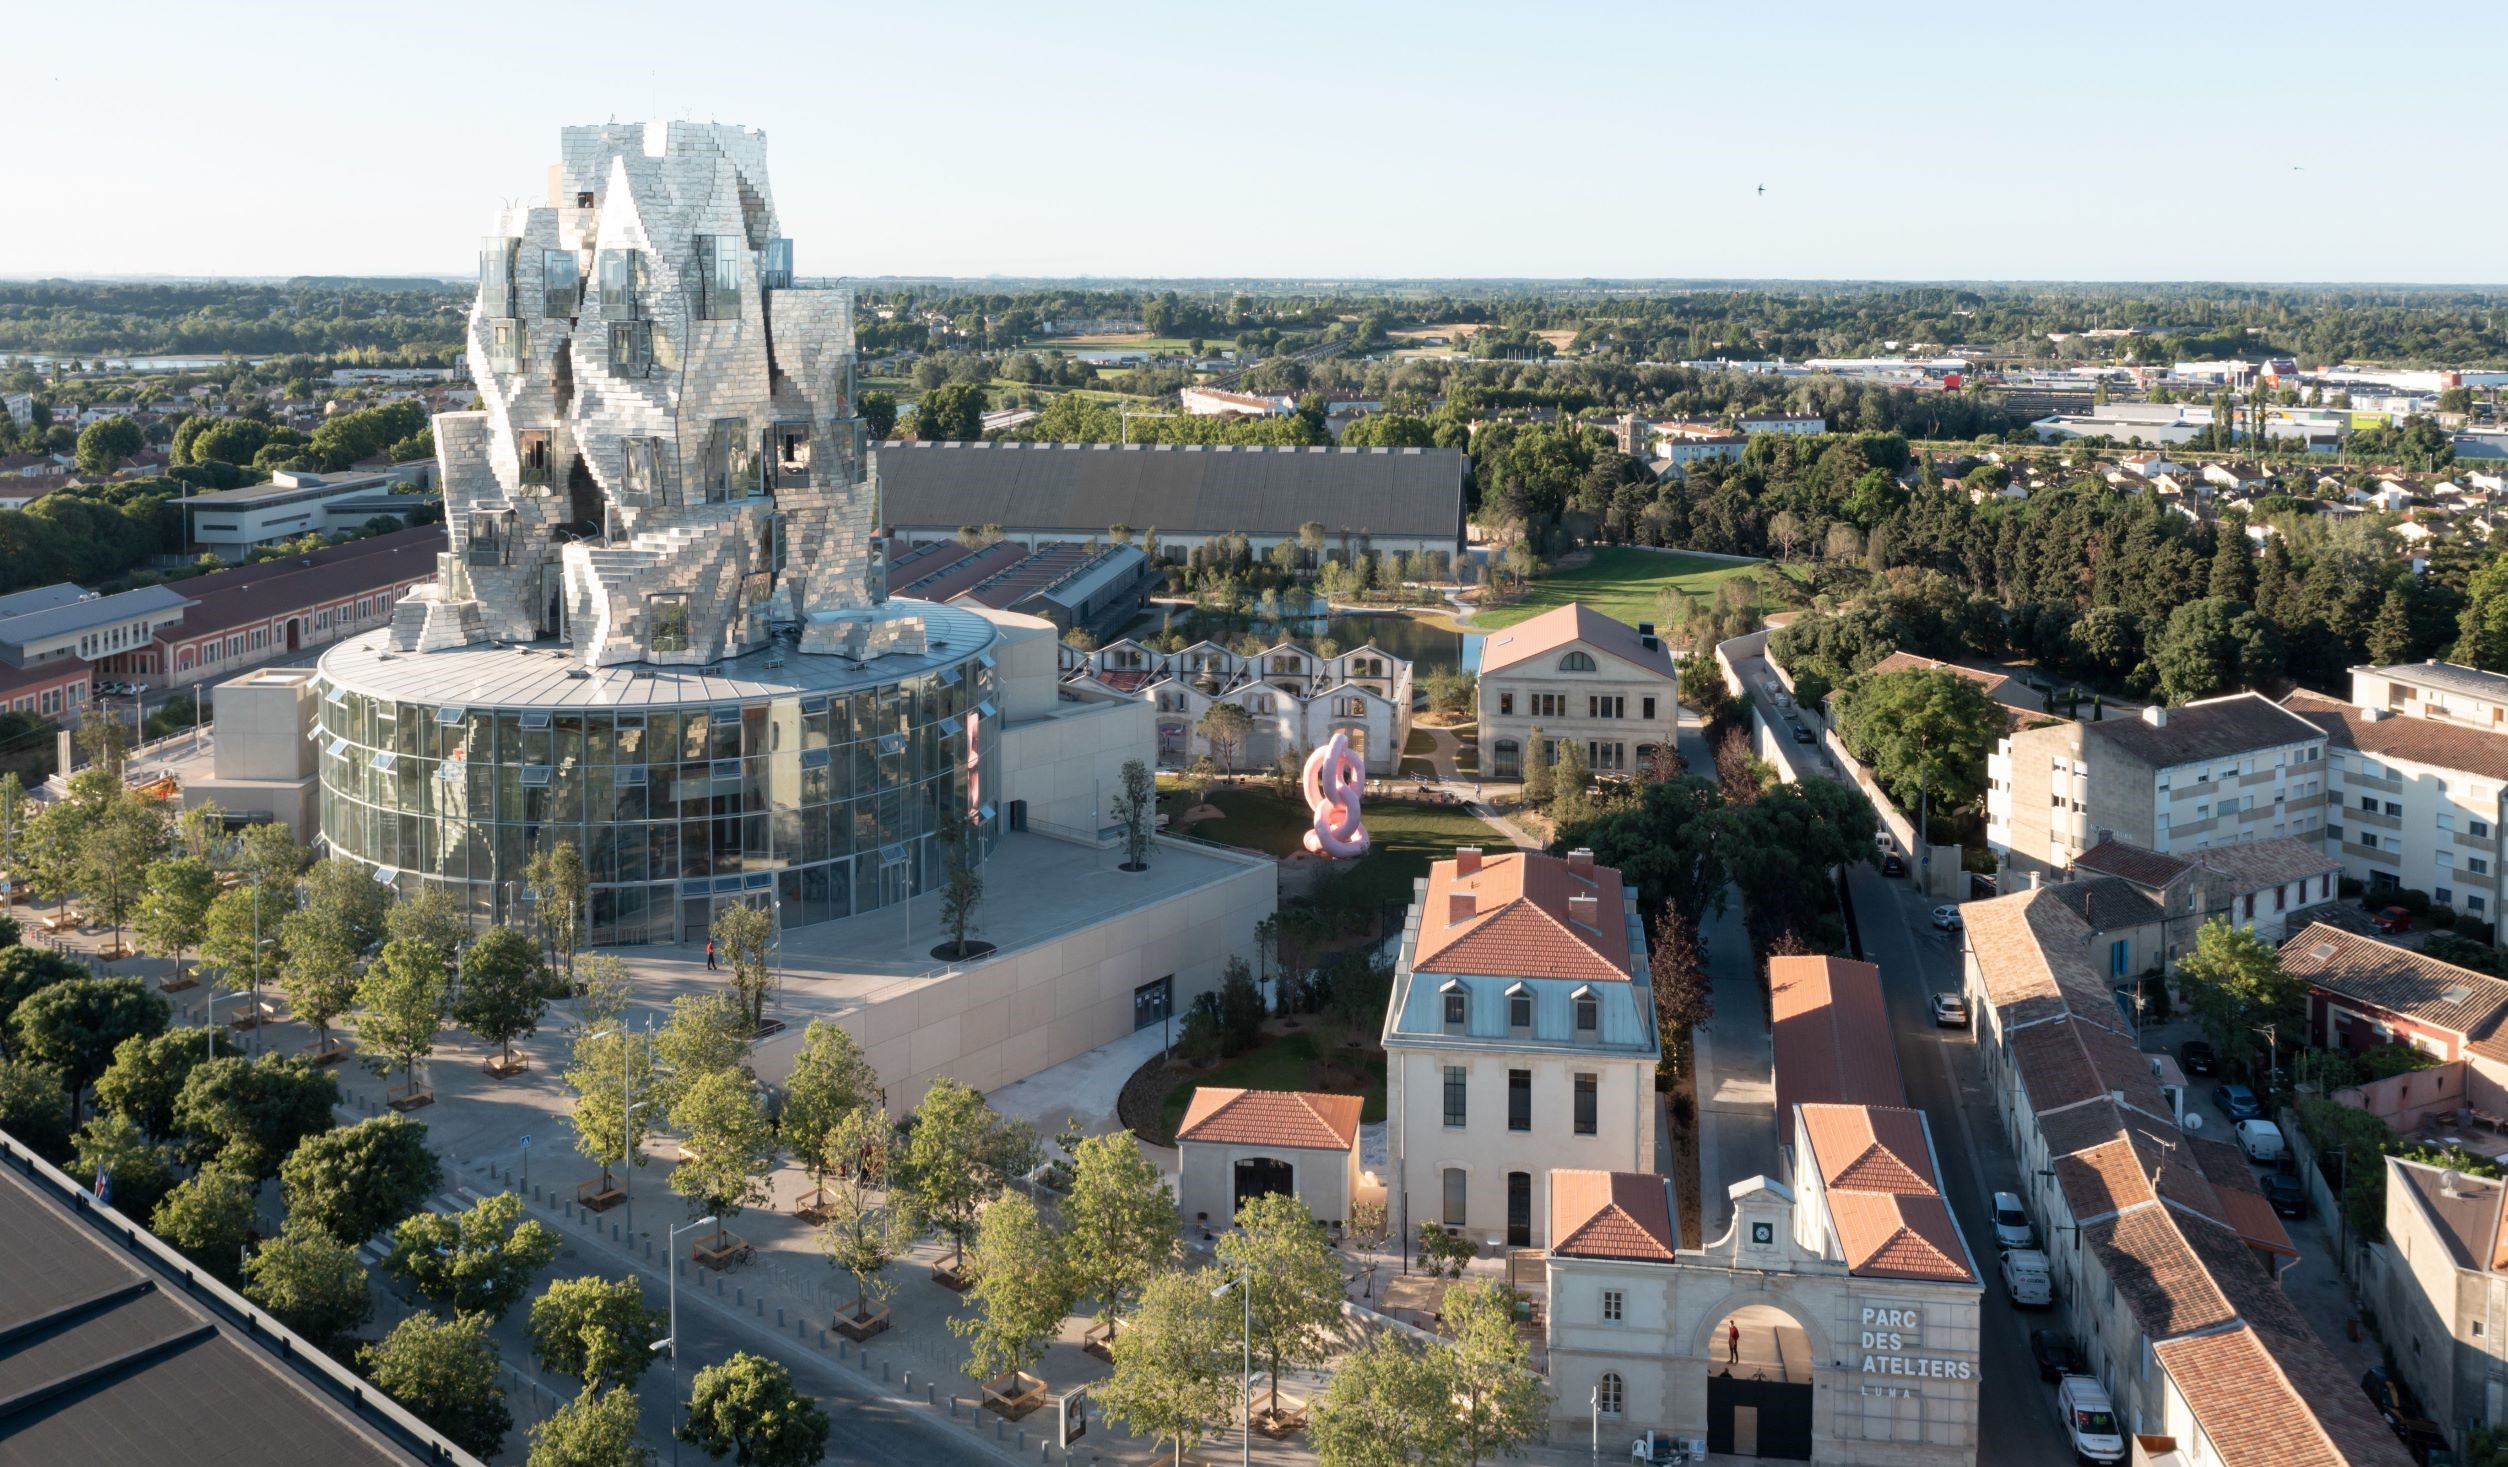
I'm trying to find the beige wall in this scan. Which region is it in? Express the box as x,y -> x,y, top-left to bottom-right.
998,693 -> 1155,840
751,837 -> 1274,1111
1177,1140 -> 1358,1231
1388,1045 -> 1653,1247
1479,637 -> 1676,781
184,667 -> 322,837
1988,722 -> 2085,875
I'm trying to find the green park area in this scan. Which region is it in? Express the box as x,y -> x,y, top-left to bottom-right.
1469,546 -> 1803,633
1154,1031 -> 1387,1143
1171,784 -> 1513,916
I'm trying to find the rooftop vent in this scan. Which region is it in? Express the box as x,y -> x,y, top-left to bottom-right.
2309,942 -> 2338,962
1566,847 -> 1596,877
2445,985 -> 2474,1006
2141,705 -> 2169,728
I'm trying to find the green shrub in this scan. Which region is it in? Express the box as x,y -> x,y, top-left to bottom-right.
2426,904 -> 2459,932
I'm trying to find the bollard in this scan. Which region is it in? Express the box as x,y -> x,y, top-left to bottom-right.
754,1297 -> 762,1318
1017,1429 -> 1026,1453
777,1307 -> 784,1328
1039,1443 -> 1049,1465
949,1399 -> 960,1420
736,1287 -> 744,1308
817,1327 -> 827,1350
927,1383 -> 936,1407
714,1276 -> 724,1297
996,1421 -> 1004,1442
532,1183 -> 541,1203
881,1361 -> 890,1383
611,1222 -> 620,1242
903,1371 -> 913,1393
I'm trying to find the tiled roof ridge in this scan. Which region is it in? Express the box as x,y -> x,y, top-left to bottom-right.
1828,1139 -> 1936,1196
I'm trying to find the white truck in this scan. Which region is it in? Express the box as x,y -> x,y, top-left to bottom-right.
2000,1247 -> 2053,1308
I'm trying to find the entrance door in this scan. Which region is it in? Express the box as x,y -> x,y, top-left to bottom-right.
1133,976 -> 1173,1032
1506,1172 -> 1531,1248
1706,1375 -> 1815,1460
1733,1406 -> 1758,1457
1233,1157 -> 1293,1214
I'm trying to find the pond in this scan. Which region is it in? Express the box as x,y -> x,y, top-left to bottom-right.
1141,604 -> 1481,674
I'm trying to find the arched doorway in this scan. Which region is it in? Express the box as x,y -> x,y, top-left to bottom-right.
1704,1303 -> 1814,1460
284,618 -> 300,652
1233,1156 -> 1292,1214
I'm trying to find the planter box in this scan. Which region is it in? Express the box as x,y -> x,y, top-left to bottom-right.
157,973 -> 198,993
831,1304 -> 890,1341
387,1086 -> 435,1112
929,1262 -> 973,1292
691,1231 -> 752,1271
482,1053 -> 530,1077
980,1371 -> 1048,1420
304,1038 -> 349,1067
1081,1319 -> 1121,1362
1253,1405 -> 1310,1440
576,1179 -> 626,1212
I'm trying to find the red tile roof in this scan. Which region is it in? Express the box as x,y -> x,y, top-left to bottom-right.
1175,1088 -> 1363,1152
1412,849 -> 1630,981
1799,1104 -> 1972,1283
1548,1169 -> 1677,1262
1770,955 -> 1902,1124
1475,602 -> 1674,680
159,526 -> 446,643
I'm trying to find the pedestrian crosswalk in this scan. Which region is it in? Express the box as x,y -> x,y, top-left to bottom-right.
355,1185 -> 493,1266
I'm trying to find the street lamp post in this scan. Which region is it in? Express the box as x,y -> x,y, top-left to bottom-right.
585,1022 -> 652,1243
2252,1021 -> 2280,1104
665,1215 -> 716,1467
205,984 -> 232,1059
1211,1269 -> 1252,1467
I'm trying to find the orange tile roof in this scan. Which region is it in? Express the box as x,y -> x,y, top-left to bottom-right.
1770,955 -> 1904,1124
1175,1088 -> 1364,1152
1475,602 -> 1675,680
1799,1104 -> 1973,1283
1549,1169 -> 1678,1262
1413,849 -> 1631,981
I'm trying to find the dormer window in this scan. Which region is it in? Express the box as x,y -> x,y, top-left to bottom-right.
1559,650 -> 1597,672
1506,982 -> 1532,1031
1573,984 -> 1598,1035
1440,979 -> 1467,1031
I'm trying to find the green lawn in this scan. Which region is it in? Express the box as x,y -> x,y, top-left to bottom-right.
1187,786 -> 1514,913
1472,547 -> 1802,632
1156,1031 -> 1387,1142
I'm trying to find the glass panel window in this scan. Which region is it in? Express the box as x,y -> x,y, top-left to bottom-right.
1574,1073 -> 1598,1136
608,319 -> 652,377
1442,1066 -> 1466,1128
694,235 -> 742,320
1443,989 -> 1466,1027
1442,1168 -> 1466,1227
770,421 -> 812,488
541,249 -> 578,318
761,238 -> 793,289
1507,1069 -> 1531,1132
650,595 -> 691,653
487,318 -> 524,371
1575,996 -> 1598,1033
517,430 -> 553,486
1601,1290 -> 1623,1323
704,419 -> 753,501
622,437 -> 668,507
598,250 -> 639,316
1508,993 -> 1532,1029
478,237 -> 518,316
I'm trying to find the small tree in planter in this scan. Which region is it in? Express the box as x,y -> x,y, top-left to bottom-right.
896,1077 -> 1039,1286
1217,1191 -> 1346,1430
1111,758 -> 1155,872
677,1352 -> 828,1467
529,1274 -> 667,1389
385,1191 -> 562,1322
1061,1129 -> 1177,1354
564,1021 -> 654,1203
134,855 -> 217,991
781,1019 -> 879,1217
524,839 -> 589,985
815,1108 -> 904,1339
1097,1266 -> 1242,1467
356,938 -> 448,1109
669,1068 -> 779,1260
933,805 -> 989,961
453,924 -> 547,1075
1199,702 -> 1253,776
277,920 -> 360,1061
710,902 -> 776,1036
951,1191 -> 1075,1416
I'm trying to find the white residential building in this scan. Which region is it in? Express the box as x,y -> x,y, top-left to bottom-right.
1383,847 -> 1657,1250
1476,602 -> 1679,782
1063,636 -> 1412,776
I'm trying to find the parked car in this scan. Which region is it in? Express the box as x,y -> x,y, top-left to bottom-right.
2265,1174 -> 2309,1219
1930,992 -> 1969,1028
2000,1248 -> 2053,1307
2364,1367 -> 2449,1453
1931,905 -> 1962,932
1882,853 -> 1907,878
2178,1039 -> 2218,1075
2029,1328 -> 2083,1383
1791,722 -> 1814,745
2374,905 -> 2414,934
1992,1190 -> 2034,1250
2237,1118 -> 2286,1163
2055,1375 -> 2127,1465
2213,1083 -> 2262,1121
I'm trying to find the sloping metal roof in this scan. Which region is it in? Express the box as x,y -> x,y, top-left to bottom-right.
0,583 -> 195,649
875,441 -> 1466,542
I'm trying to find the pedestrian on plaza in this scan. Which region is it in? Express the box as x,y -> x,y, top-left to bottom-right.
1728,1320 -> 1740,1363
705,939 -> 717,971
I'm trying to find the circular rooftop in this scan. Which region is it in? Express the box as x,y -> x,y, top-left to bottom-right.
314,599 -> 1001,710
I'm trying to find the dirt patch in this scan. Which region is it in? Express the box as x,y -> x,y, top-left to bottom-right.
1118,1049 -> 1197,1145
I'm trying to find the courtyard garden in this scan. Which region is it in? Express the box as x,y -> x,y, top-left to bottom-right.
1465,545 -> 1805,632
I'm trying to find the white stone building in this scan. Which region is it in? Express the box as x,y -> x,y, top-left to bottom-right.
1476,602 -> 1679,781
1065,636 -> 1412,777
1383,847 -> 1657,1251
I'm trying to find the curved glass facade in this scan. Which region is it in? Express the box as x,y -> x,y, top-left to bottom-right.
314,644 -> 1000,945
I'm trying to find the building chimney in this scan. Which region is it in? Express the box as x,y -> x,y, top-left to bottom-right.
1566,847 -> 1596,877
1567,892 -> 1600,929
1454,846 -> 1483,876
1448,891 -> 1477,924
2141,705 -> 2168,728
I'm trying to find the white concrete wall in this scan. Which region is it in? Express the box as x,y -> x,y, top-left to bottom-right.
1177,1140 -> 1356,1231
1388,1044 -> 1654,1247
1000,695 -> 1154,840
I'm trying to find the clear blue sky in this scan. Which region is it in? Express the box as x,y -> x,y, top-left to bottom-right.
15,0 -> 2504,282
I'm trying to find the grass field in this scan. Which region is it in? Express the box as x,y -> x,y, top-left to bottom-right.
1469,547 -> 1801,632
1155,1030 -> 1386,1142
1181,786 -> 1512,913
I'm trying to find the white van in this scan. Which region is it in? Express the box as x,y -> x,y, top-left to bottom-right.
2000,1248 -> 2052,1308
2055,1375 -> 2126,1464
2237,1118 -> 2286,1163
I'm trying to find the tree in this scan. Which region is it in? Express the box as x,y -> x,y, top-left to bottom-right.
360,1311 -> 513,1460
1061,1129 -> 1176,1345
1520,725 -> 1553,804
2369,587 -> 2414,667
896,1077 -> 1040,1275
244,1219 -> 373,1349
1311,1333 -> 1464,1467
281,1113 -> 443,1245
1832,668 -> 2004,821
914,382 -> 986,442
75,415 -> 144,475
2178,916 -> 2305,1075
951,1191 -> 1074,1384
1216,1190 -> 1345,1420
358,937 -> 447,1101
936,805 -> 985,959
296,853 -> 392,953
859,390 -> 898,442
1198,701 -> 1253,776
455,924 -> 548,1071
677,1352 -> 830,1467
1548,738 -> 1592,826
77,793 -> 167,956
200,886 -> 278,1028
1216,956 -> 1264,1054
575,952 -> 634,1034
12,976 -> 169,1118
170,1051 -> 339,1177
276,914 -> 360,1057
531,1275 -> 667,1389
388,1190 -> 563,1320
0,1057 -> 70,1160
1111,758 -> 1156,870
385,881 -> 470,955
530,1383 -> 653,1467
1098,1267 -> 1242,1467
0,943 -> 83,1037
1649,902 -> 1712,1079
1445,1279 -> 1547,1465
134,855 -> 217,985
814,1106 -> 906,1326
780,1018 -> 878,1208
566,1021 -> 656,1193
231,819 -> 308,894
655,992 -> 752,1118
668,1068 -> 778,1252
71,1109 -> 176,1219
711,901 -> 775,1035
526,840 -> 589,982
2150,596 -> 2282,704
152,1159 -> 258,1283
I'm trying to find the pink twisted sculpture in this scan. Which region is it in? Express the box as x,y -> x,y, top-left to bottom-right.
1302,731 -> 1371,858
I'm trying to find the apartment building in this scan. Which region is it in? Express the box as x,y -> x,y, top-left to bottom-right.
1988,692 -> 2328,877
1064,636 -> 1412,777
1383,847 -> 1657,1250
1961,888 -> 2409,1467
1476,602 -> 1678,781
2285,663 -> 2508,923
2061,836 -> 2341,974
2370,1157 -> 2508,1458
2282,924 -> 2508,1108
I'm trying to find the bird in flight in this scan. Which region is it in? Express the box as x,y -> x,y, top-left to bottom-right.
1756,184 -> 1766,195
